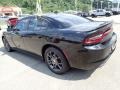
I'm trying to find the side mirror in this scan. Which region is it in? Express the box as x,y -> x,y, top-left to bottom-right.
7,26 -> 20,32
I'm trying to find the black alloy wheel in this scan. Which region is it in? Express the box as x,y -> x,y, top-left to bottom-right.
44,47 -> 70,74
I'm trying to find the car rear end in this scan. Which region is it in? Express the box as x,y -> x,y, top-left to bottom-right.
67,21 -> 117,70
48,14 -> 117,70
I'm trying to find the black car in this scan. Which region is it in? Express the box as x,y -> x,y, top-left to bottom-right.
2,13 -> 117,74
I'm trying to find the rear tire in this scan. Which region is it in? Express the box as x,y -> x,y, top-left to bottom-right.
91,14 -> 96,18
44,47 -> 70,74
105,13 -> 111,17
2,38 -> 13,52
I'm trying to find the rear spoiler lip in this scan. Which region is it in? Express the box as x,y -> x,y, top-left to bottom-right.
86,21 -> 113,33
83,21 -> 113,43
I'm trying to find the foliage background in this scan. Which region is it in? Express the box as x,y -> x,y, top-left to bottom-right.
0,0 -> 112,13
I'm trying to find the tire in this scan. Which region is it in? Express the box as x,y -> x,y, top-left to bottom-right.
2,38 -> 13,52
91,14 -> 96,18
44,47 -> 70,74
112,11 -> 118,15
105,13 -> 111,17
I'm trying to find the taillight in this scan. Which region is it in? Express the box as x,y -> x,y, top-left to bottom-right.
84,29 -> 112,45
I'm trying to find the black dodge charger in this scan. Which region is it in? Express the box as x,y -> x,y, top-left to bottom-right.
2,13 -> 117,74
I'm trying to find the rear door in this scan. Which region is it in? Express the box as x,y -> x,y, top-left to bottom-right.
22,16 -> 40,54
23,16 -> 54,55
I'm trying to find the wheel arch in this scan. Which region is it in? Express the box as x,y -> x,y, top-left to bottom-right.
41,44 -> 70,66
91,14 -> 96,18
2,36 -> 4,40
2,36 -> 5,41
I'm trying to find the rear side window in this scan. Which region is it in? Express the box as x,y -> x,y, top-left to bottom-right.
35,17 -> 53,31
28,18 -> 37,31
50,14 -> 91,28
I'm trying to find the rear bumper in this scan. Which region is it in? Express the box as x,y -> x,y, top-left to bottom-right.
68,33 -> 117,70
79,47 -> 116,70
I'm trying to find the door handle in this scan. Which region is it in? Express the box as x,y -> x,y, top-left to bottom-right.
37,35 -> 45,38
54,36 -> 65,40
38,36 -> 42,38
21,35 -> 32,38
20,33 -> 37,38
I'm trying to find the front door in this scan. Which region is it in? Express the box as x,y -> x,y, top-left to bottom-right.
12,18 -> 29,50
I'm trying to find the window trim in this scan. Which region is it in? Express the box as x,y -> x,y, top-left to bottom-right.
14,18 -> 29,31
27,16 -> 37,31
35,16 -> 53,31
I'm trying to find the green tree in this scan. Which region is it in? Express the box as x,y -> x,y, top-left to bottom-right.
0,0 -> 92,13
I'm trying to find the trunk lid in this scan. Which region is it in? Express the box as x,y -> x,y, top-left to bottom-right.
59,21 -> 113,44
69,21 -> 112,32
81,21 -> 113,45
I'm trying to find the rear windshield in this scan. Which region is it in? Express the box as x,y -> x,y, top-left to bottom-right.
50,14 -> 91,27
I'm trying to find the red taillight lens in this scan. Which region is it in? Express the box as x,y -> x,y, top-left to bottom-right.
84,29 -> 112,45
84,34 -> 103,45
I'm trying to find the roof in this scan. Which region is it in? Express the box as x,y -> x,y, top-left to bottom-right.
44,13 -> 79,19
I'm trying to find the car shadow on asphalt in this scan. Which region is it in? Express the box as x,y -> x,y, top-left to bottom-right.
0,47 -> 96,81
